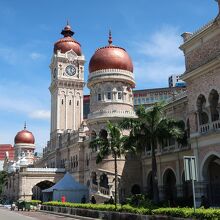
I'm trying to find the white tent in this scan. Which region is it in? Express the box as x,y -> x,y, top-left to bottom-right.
42,172 -> 89,203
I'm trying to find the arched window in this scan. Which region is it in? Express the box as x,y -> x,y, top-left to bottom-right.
97,88 -> 102,101
91,172 -> 97,185
117,87 -> 123,100
187,119 -> 190,138
107,87 -> 112,100
209,89 -> 219,122
197,94 -> 209,125
99,129 -> 108,139
100,173 -> 109,188
163,169 -> 177,205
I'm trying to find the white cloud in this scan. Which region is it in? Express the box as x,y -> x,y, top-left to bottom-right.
134,60 -> 184,87
29,110 -> 50,119
133,25 -> 185,88
135,26 -> 183,60
30,52 -> 44,60
0,82 -> 50,120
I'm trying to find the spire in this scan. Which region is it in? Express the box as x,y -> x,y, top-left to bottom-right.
61,21 -> 74,37
108,30 -> 113,45
24,121 -> 26,130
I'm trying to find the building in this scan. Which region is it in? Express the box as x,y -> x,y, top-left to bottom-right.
32,26 -> 140,202
83,86 -> 186,118
83,95 -> 90,119
133,86 -> 186,109
3,1 -> 220,206
168,74 -> 186,88
141,1 -> 220,206
0,144 -> 14,171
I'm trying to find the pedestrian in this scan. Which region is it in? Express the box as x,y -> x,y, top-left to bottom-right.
81,195 -> 86,204
108,196 -> 114,204
90,195 -> 96,204
11,202 -> 15,211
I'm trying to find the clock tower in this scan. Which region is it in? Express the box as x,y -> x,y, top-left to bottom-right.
49,23 -> 85,136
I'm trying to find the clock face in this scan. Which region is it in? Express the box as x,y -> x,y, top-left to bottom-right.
65,65 -> 76,76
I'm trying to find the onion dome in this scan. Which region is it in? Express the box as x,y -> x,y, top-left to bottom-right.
89,31 -> 133,73
14,123 -> 35,144
54,22 -> 82,55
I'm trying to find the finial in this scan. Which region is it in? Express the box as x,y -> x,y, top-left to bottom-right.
61,20 -> 74,37
24,121 -> 26,130
108,30 -> 113,45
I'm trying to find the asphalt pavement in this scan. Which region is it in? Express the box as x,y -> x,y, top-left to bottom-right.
0,207 -> 82,220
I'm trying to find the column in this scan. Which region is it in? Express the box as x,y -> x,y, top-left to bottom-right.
97,173 -> 100,194
50,93 -> 53,132
73,95 -> 76,130
57,93 -> 60,130
65,94 -> 68,130
80,96 -> 83,123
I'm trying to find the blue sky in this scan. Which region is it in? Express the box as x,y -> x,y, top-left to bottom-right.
0,0 -> 218,152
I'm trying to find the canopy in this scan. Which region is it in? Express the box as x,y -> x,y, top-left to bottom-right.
42,172 -> 89,203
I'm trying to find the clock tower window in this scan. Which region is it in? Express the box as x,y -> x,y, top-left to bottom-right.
98,93 -> 101,101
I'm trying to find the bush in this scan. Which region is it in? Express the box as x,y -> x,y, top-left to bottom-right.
43,201 -> 220,219
126,194 -> 155,209
43,201 -> 151,215
152,207 -> 220,220
30,200 -> 42,205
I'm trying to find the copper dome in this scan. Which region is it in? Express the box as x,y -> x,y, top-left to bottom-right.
89,31 -> 133,73
14,127 -> 35,145
54,23 -> 82,56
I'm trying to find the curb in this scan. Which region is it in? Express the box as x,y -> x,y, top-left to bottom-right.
39,210 -> 100,220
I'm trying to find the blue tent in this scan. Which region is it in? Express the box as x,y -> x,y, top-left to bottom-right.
42,172 -> 89,203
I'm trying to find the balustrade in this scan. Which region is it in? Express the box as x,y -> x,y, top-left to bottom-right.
100,186 -> 110,195
199,119 -> 220,133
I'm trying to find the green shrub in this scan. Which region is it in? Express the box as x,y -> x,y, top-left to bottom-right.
126,194 -> 155,209
43,201 -> 150,215
152,207 -> 220,220
43,202 -> 220,219
30,200 -> 42,205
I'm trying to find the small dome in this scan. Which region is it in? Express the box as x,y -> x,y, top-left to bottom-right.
89,31 -> 133,73
54,22 -> 82,55
14,125 -> 35,145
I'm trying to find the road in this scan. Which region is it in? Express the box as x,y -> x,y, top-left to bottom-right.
0,207 -> 81,220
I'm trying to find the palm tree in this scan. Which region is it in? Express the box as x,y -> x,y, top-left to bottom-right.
120,103 -> 184,204
90,121 -> 135,207
0,171 -> 7,196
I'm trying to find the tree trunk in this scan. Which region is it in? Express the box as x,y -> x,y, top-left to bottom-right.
114,152 -> 118,208
151,139 -> 159,204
